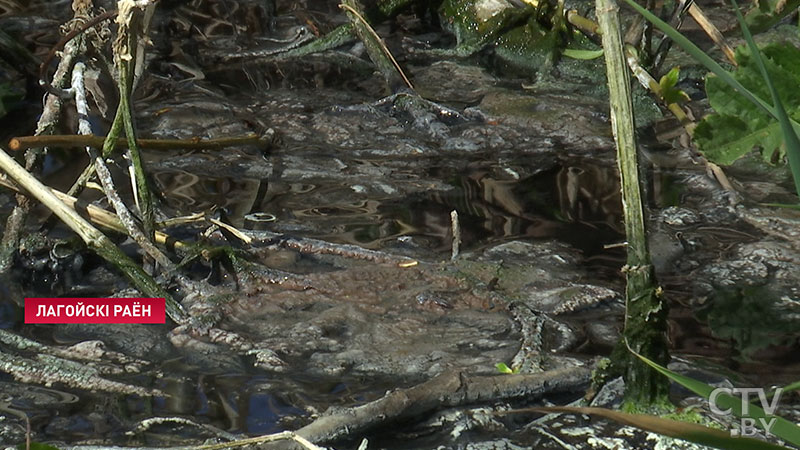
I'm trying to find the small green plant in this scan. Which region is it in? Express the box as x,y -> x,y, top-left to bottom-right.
495,362 -> 520,374
745,0 -> 800,33
659,66 -> 691,106
620,0 -> 800,202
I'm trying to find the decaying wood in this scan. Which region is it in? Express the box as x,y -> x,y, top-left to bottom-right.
0,329 -> 161,396
293,365 -> 592,445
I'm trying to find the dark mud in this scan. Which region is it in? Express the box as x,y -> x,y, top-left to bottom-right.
0,0 -> 798,448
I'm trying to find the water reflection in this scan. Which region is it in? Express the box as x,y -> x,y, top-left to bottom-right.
139,373 -> 388,437
152,157 -> 624,255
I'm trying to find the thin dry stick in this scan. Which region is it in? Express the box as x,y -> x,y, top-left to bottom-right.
339,1 -> 413,89
706,161 -> 736,192
38,9 -> 118,95
132,417 -> 238,442
450,209 -> 460,260
208,218 -> 253,244
9,134 -> 269,152
688,3 -> 736,65
193,431 -> 326,450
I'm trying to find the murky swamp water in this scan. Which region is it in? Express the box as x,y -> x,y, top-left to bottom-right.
0,0 -> 799,448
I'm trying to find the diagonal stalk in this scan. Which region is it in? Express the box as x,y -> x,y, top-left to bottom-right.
111,0 -> 156,237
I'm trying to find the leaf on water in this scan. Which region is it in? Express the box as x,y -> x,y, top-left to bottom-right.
695,43 -> 800,166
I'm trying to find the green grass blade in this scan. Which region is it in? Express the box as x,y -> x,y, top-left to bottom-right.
781,380 -> 800,393
632,350 -> 800,446
731,0 -> 800,199
530,406 -> 793,450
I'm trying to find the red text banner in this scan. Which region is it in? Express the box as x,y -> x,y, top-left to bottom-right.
25,298 -> 166,324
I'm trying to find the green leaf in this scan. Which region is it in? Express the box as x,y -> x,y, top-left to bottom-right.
695,113 -> 783,165
744,0 -> 800,33
659,66 -> 690,105
694,43 -> 800,169
495,362 -> 517,374
530,406 -> 793,450
632,350 -> 800,447
691,0 -> 800,200
781,380 -> 800,393
562,48 -> 604,60
732,0 -> 800,200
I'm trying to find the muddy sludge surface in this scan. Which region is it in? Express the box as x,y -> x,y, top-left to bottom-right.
1,0 -> 799,448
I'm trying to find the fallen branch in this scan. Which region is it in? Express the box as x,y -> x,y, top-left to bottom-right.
193,431 -> 326,450
0,330 -> 162,396
295,365 -> 592,444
